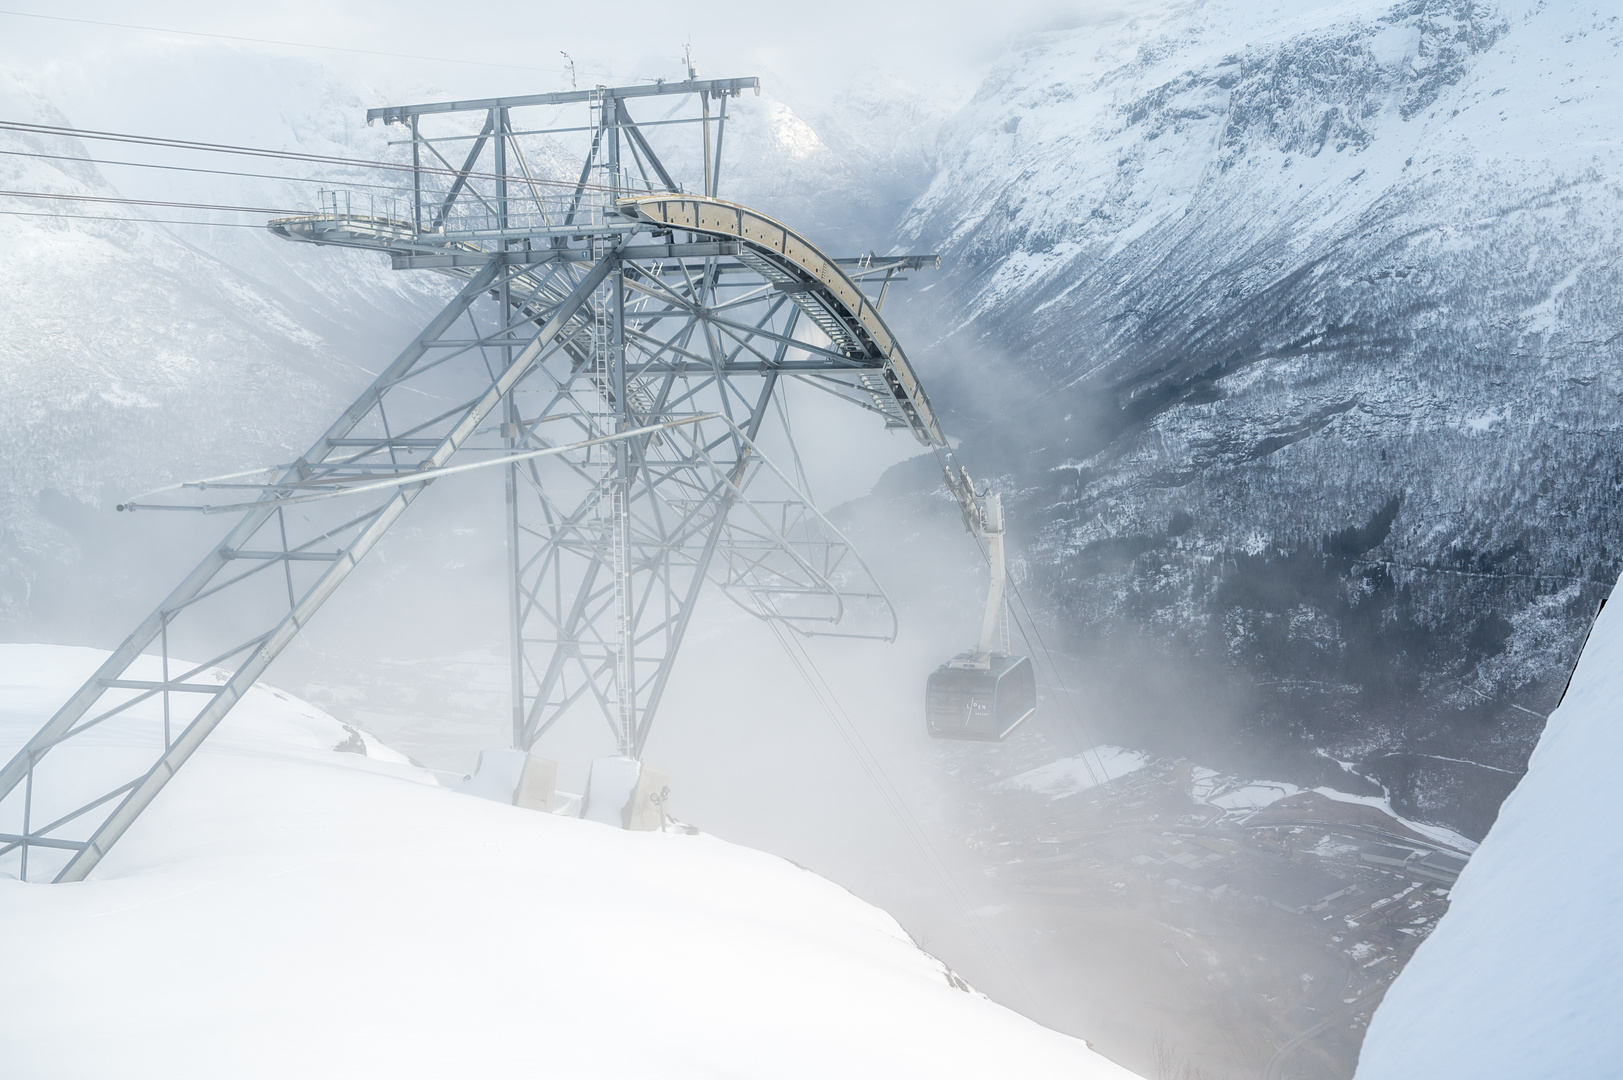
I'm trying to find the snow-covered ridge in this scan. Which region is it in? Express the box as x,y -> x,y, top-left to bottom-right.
1354,582 -> 1623,1077
903,0 -> 1526,333
0,644 -> 1138,1079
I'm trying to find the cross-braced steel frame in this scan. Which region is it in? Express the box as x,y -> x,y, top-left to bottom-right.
0,76 -> 983,883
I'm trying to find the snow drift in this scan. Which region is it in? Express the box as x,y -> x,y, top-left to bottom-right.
0,645 -> 1137,1079
1354,584 -> 1623,1078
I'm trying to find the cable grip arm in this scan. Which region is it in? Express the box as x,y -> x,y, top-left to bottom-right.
934,446 -> 1009,668
975,492 -> 1006,659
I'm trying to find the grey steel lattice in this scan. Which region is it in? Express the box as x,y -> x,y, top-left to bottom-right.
0,76 -> 985,883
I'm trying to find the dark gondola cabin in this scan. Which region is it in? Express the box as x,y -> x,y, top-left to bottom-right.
925,653 -> 1036,741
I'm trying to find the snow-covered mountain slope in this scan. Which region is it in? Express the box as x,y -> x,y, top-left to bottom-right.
0,64 -> 454,640
889,0 -> 1623,836
0,644 -> 1137,1080
15,52 -> 457,343
726,73 -> 950,249
1353,586 -> 1623,1078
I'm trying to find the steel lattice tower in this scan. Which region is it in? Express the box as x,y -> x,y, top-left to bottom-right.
0,76 -> 988,883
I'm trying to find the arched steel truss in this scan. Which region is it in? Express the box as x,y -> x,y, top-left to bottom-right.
0,76 -> 986,883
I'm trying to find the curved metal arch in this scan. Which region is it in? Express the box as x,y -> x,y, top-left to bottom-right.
617,195 -> 947,451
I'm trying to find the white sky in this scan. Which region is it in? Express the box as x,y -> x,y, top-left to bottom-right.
0,0 -> 1146,117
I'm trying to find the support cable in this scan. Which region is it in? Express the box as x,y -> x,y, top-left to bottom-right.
0,146 -> 417,191
980,526 -> 1116,795
764,619 -> 1052,1028
118,413 -> 720,514
0,119 -> 639,194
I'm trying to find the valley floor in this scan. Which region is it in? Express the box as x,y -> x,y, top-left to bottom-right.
959,754 -> 1471,1079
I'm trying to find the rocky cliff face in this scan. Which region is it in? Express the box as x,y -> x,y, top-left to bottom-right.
888,0 -> 1623,837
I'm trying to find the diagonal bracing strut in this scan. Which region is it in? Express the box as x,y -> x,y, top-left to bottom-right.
0,253 -> 616,882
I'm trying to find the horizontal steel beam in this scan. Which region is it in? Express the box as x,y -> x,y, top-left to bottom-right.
834,255 -> 941,270
389,241 -> 745,271
636,360 -> 882,373
0,833 -> 85,851
326,438 -> 442,447
386,245 -> 937,274
98,679 -> 227,694
368,77 -> 761,122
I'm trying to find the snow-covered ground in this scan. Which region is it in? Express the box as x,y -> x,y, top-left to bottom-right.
996,745 -> 1148,797
997,746 -> 1476,851
0,644 -> 1138,1079
1197,776 -> 1478,852
1355,585 -> 1623,1078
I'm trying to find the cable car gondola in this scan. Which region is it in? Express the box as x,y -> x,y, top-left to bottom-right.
925,490 -> 1037,741
926,652 -> 1036,741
